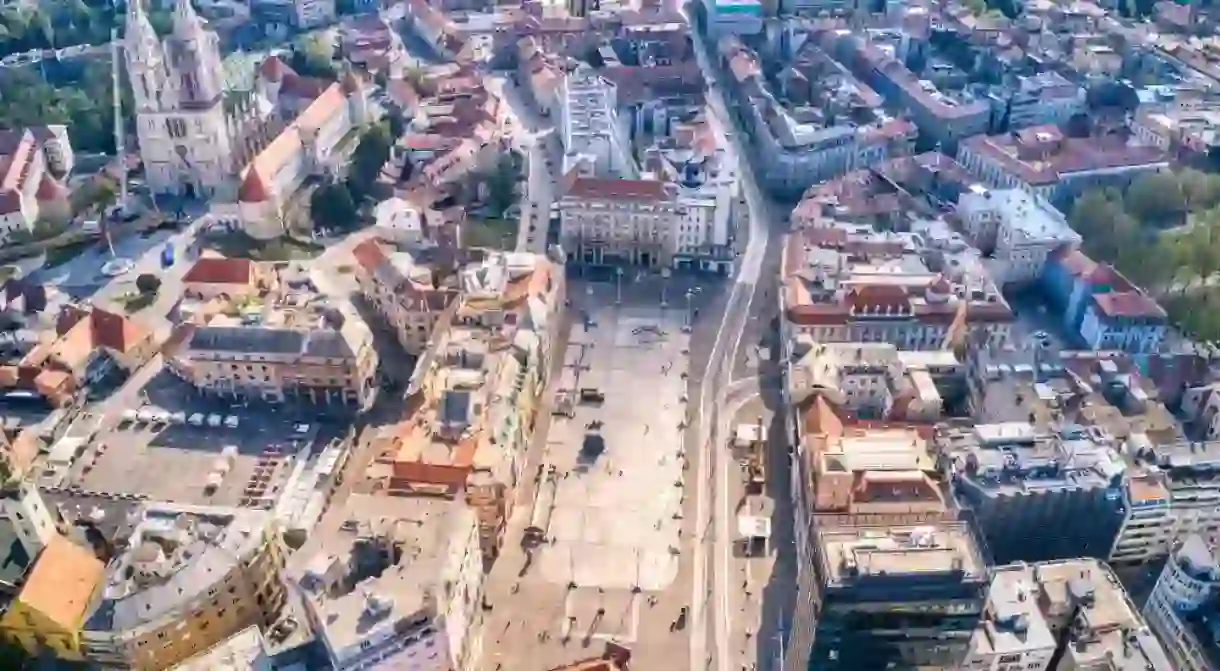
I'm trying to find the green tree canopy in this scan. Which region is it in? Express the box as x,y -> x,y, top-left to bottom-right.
1125,171 -> 1187,223
346,123 -> 391,200
311,183 -> 358,231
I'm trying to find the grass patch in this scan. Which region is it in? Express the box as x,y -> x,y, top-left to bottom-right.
463,218 -> 517,250
202,231 -> 323,262
117,292 -> 156,313
42,241 -> 92,269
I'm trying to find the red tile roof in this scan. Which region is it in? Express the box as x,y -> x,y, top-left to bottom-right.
238,168 -> 272,203
183,257 -> 254,285
1092,292 -> 1166,320
352,239 -> 389,273
566,178 -> 671,202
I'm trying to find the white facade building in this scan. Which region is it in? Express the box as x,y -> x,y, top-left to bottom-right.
957,188 -> 1080,285
961,563 -> 1056,671
1143,535 -> 1220,671
557,67 -> 629,178
126,0 -> 235,198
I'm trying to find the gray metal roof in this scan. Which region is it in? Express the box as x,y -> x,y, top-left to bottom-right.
188,326 -> 305,355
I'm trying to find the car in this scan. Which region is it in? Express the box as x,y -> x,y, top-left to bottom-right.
135,408 -> 155,424
188,413 -> 205,427
170,412 -> 186,425
224,415 -> 239,429
293,423 -> 311,435
207,414 -> 222,428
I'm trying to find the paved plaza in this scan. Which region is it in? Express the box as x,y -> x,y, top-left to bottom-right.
538,303 -> 689,593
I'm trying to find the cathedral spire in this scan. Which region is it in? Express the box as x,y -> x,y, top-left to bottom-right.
125,0 -> 160,59
172,0 -> 204,37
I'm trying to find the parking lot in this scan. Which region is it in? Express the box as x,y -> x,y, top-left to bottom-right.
67,372 -> 331,509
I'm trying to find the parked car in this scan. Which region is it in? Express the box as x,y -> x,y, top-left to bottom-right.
170,412 -> 186,425
207,414 -> 222,428
224,415 -> 239,429
188,413 -> 205,427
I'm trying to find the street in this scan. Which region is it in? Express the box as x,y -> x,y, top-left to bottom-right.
683,5 -> 794,671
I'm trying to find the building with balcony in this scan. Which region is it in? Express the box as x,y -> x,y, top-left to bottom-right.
79,504 -> 288,671
807,520 -> 990,670
558,177 -> 679,269
1143,535 -> 1220,671
291,494 -> 485,671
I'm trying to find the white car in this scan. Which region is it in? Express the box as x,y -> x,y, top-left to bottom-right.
170,412 -> 186,425
188,413 -> 205,427
293,423 -> 311,435
135,408 -> 155,424
207,414 -> 222,428
224,415 -> 239,429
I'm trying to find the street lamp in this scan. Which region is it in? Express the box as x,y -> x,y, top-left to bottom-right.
661,267 -> 671,308
615,266 -> 624,305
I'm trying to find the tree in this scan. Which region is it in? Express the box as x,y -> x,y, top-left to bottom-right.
291,33 -> 337,79
1179,168 -> 1220,212
135,273 -> 161,296
1125,171 -> 1186,224
311,183 -> 358,231
386,109 -> 406,140
346,124 -> 391,200
484,151 -> 519,218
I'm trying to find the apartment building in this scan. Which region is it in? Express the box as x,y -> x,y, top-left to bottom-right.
557,66 -> 629,178
808,520 -> 991,670
957,125 -> 1170,209
780,223 -> 1014,351
1132,102 -> 1220,162
1109,441 -> 1220,571
364,251 -> 563,563
351,239 -> 458,356
939,422 -> 1127,565
963,559 -> 1173,671
985,72 -> 1085,134
292,0 -> 335,29
79,504 -> 288,671
292,494 -> 485,671
169,626 -> 273,670
1143,535 -> 1220,671
0,535 -> 105,662
720,38 -> 916,197
827,32 -> 991,152
174,294 -> 377,410
956,188 -> 1081,286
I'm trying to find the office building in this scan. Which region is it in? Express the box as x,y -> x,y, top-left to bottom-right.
557,66 -> 629,178
1143,535 -> 1220,671
808,520 -> 990,670
940,422 -> 1127,565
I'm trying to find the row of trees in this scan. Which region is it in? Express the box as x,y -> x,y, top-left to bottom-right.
1067,169 -> 1220,343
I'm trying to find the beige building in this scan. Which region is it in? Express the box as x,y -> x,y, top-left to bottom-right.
182,257 -> 275,302
559,177 -> 680,268
79,504 -> 288,671
365,250 -> 563,562
0,128 -> 72,246
351,238 -> 457,356
177,311 -> 377,409
292,494 -> 485,670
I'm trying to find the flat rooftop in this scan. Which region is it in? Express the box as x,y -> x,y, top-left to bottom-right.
817,521 -> 988,586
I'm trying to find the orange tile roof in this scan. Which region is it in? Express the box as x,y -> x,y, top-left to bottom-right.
296,84 -> 346,132
14,535 -> 104,631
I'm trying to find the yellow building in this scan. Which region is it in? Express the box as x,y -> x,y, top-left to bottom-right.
0,535 -> 105,661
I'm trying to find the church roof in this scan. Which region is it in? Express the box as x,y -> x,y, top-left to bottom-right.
238,168 -> 273,203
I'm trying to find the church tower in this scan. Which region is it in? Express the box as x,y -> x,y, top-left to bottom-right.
126,0 -> 235,199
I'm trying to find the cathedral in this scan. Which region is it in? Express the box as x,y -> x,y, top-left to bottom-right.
125,0 -> 372,218
126,0 -> 237,198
